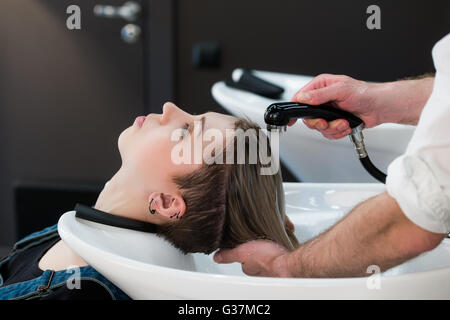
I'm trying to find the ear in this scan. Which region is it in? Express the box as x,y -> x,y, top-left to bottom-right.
148,192 -> 186,220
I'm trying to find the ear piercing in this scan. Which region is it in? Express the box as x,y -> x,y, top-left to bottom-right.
170,212 -> 181,219
149,199 -> 181,219
149,199 -> 156,215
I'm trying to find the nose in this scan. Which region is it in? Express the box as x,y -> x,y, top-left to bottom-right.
162,102 -> 178,116
161,102 -> 190,124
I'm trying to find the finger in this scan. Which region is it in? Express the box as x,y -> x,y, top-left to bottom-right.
291,86 -> 311,102
320,119 -> 349,135
303,118 -> 328,130
322,128 -> 352,140
294,91 -> 311,103
302,119 -> 314,129
241,263 -> 262,277
295,82 -> 345,106
335,128 -> 353,138
287,119 -> 297,126
214,248 -> 241,264
294,73 -> 339,95
291,74 -> 343,102
290,78 -> 323,102
285,217 -> 295,232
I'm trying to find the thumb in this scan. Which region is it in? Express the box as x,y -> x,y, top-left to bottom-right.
296,82 -> 344,105
214,248 -> 241,264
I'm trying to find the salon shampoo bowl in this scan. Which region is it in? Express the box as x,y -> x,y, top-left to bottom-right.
58,183 -> 450,299
211,69 -> 415,183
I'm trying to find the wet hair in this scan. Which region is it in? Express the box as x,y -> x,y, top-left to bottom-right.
156,118 -> 299,254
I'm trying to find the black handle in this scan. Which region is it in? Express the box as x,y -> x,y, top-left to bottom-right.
264,102 -> 363,129
225,70 -> 284,99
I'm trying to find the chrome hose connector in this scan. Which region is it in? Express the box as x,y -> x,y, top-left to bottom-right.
349,124 -> 368,158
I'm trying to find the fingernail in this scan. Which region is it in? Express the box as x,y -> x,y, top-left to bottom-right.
296,92 -> 310,102
214,253 -> 222,262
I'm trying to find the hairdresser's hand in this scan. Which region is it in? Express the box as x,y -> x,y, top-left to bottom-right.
289,74 -> 435,139
213,240 -> 292,277
288,74 -> 381,139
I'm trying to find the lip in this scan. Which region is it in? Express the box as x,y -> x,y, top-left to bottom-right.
135,116 -> 146,128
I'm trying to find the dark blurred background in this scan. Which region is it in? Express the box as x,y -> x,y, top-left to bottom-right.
0,0 -> 449,252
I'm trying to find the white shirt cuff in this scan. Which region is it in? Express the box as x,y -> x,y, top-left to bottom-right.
386,155 -> 450,234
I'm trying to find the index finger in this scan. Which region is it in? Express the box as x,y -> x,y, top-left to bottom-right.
290,74 -> 342,103
290,77 -> 324,102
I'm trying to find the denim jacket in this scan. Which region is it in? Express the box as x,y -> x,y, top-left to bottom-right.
0,224 -> 131,300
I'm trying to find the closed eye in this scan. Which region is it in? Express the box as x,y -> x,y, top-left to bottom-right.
182,123 -> 190,138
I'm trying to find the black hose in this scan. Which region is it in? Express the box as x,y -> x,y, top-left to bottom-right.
359,156 -> 387,184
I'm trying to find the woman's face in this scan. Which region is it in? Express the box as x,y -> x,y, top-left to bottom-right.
118,102 -> 237,194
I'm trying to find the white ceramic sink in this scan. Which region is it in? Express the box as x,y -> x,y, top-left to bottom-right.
212,69 -> 416,182
58,183 -> 450,299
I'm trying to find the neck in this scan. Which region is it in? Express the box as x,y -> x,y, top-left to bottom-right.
94,167 -> 149,222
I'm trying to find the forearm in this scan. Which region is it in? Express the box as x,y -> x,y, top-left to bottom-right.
371,76 -> 434,126
282,192 -> 444,278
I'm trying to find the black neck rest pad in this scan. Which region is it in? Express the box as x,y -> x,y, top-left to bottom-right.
74,203 -> 158,233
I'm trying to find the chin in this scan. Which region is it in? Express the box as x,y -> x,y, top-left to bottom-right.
117,127 -> 131,157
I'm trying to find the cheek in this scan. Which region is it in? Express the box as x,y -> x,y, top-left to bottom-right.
129,135 -> 178,176
121,128 -> 200,182
137,138 -> 202,183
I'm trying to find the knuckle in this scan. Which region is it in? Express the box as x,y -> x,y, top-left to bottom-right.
322,128 -> 337,135
334,81 -> 347,91
235,246 -> 248,261
328,120 -> 340,129
317,73 -> 332,79
337,74 -> 351,82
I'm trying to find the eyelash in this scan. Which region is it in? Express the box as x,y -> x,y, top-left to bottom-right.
182,123 -> 190,137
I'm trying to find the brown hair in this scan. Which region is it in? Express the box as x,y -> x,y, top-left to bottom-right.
156,118 -> 299,254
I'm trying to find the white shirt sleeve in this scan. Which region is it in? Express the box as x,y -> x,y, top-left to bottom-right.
386,33 -> 450,234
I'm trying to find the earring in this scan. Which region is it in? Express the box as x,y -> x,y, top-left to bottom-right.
149,199 -> 156,215
170,212 -> 180,219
